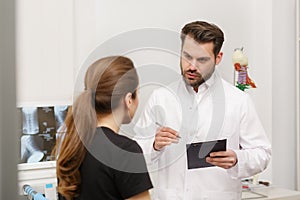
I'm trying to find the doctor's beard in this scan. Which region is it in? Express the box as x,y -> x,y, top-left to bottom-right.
180,63 -> 216,88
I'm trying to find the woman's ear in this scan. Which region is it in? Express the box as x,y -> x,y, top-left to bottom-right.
123,92 -> 134,123
124,92 -> 132,109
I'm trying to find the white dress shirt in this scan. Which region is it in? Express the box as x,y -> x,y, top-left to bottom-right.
133,71 -> 271,200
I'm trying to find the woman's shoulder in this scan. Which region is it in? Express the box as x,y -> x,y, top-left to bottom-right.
99,127 -> 143,153
116,134 -> 143,153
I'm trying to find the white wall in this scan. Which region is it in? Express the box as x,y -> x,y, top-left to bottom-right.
16,0 -> 75,107
16,0 -> 300,191
272,0 -> 297,190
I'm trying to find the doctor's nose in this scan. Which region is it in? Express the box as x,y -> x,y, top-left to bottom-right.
188,60 -> 198,70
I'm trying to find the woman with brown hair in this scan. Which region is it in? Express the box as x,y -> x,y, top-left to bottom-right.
53,56 -> 153,200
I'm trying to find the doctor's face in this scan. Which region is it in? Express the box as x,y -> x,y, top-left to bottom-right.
180,35 -> 222,89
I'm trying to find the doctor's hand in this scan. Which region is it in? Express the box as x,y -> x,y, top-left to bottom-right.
206,149 -> 238,169
153,126 -> 179,151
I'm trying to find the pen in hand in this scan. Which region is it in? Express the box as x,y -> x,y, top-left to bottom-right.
155,122 -> 181,139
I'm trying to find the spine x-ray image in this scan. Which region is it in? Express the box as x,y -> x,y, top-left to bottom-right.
21,107 -> 44,163
19,105 -> 69,163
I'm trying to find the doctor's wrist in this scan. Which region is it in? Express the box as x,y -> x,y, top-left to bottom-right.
153,142 -> 161,151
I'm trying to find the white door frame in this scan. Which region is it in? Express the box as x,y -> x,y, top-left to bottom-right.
0,0 -> 18,198
296,0 -> 300,191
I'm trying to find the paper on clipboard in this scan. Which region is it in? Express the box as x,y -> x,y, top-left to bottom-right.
186,139 -> 227,169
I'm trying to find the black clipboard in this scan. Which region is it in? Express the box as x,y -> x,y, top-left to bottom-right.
186,139 -> 227,169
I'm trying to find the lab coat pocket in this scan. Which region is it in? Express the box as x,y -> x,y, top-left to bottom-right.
155,188 -> 179,200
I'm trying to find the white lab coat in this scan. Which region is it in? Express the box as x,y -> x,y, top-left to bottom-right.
133,72 -> 271,200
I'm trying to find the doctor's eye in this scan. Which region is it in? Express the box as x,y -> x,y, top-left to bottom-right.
197,57 -> 210,64
183,52 -> 192,61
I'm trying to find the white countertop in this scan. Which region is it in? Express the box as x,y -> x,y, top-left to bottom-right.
242,186 -> 300,200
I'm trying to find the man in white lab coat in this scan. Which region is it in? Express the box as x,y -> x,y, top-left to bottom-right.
133,21 -> 271,200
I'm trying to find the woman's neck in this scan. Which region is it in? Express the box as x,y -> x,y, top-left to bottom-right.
97,113 -> 121,133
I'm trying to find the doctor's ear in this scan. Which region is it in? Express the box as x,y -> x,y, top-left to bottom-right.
215,52 -> 223,65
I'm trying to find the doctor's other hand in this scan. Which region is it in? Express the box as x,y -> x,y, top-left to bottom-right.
153,126 -> 179,151
206,149 -> 238,169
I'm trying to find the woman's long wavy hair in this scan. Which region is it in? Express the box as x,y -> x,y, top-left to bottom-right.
52,56 -> 139,200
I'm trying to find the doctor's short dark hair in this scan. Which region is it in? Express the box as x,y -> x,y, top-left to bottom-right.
180,21 -> 224,58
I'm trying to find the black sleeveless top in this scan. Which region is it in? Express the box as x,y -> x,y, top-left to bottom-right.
58,127 -> 153,200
